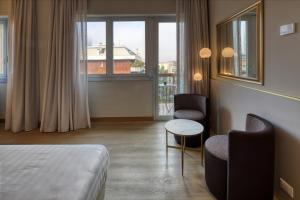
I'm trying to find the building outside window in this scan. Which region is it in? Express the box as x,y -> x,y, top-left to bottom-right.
0,18 -> 8,83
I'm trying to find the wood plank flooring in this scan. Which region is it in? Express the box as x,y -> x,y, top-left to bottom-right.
0,122 -> 215,200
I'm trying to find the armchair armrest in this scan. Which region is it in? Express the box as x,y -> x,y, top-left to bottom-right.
227,130 -> 275,200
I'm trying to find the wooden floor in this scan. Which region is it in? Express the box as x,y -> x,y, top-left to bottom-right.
0,122 -> 214,200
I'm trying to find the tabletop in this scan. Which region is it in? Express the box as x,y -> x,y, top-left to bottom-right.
164,119 -> 204,136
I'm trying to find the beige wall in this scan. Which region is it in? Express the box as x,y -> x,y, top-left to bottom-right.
0,0 -> 10,16
0,0 -> 177,119
88,0 -> 176,15
210,0 -> 300,199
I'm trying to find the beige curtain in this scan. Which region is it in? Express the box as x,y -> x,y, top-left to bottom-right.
177,0 -> 210,96
5,0 -> 39,132
40,0 -> 90,132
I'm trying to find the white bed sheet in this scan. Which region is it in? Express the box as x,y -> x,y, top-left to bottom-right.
0,145 -> 109,200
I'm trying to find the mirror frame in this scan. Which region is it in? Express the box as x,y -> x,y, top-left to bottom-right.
216,0 -> 264,85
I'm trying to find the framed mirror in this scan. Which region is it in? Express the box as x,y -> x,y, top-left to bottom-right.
217,1 -> 263,84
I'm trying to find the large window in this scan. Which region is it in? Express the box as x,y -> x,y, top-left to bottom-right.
87,18 -> 147,79
0,18 -> 8,82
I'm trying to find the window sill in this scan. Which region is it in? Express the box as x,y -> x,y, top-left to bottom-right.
88,75 -> 153,82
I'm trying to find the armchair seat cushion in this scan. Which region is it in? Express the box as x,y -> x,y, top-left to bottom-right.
174,109 -> 204,121
205,135 -> 228,161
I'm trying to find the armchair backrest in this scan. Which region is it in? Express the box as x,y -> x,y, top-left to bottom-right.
246,114 -> 273,134
174,94 -> 208,115
228,114 -> 275,200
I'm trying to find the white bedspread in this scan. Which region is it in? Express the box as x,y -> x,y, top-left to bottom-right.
0,145 -> 109,200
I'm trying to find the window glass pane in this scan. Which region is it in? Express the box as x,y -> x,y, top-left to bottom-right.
240,20 -> 249,77
113,21 -> 145,74
87,22 -> 106,75
0,23 -> 4,75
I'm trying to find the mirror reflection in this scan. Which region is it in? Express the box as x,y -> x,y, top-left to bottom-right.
217,2 -> 262,83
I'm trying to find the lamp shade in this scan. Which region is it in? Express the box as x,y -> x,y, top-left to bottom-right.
193,73 -> 203,81
199,48 -> 212,58
221,47 -> 234,58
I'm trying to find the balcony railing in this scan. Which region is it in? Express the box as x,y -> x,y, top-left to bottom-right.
158,73 -> 177,116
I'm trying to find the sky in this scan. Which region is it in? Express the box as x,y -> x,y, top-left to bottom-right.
158,23 -> 177,62
114,21 -> 145,59
87,21 -> 177,62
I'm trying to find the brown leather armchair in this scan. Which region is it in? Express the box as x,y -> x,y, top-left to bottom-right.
204,114 -> 275,200
173,94 -> 209,147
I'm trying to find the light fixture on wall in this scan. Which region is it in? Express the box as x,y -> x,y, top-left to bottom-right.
193,73 -> 203,81
221,47 -> 234,58
199,48 -> 212,58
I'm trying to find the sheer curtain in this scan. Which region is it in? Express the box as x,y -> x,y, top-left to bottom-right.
5,0 -> 39,132
177,0 -> 210,96
40,0 -> 90,132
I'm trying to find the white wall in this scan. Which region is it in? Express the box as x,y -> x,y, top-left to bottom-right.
88,81 -> 153,117
210,0 -> 300,199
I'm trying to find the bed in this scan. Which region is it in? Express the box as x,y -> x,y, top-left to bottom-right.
0,145 -> 110,200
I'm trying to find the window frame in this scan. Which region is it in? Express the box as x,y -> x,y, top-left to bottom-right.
87,16 -> 152,81
0,18 -> 8,83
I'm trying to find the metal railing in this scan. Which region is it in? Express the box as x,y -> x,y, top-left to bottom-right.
158,73 -> 177,116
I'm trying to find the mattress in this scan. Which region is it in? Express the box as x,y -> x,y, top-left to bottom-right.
0,145 -> 110,200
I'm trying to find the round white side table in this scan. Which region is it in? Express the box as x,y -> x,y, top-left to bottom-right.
165,119 -> 204,176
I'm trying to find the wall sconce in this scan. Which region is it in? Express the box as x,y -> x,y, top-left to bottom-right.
193,73 -> 203,81
199,48 -> 212,58
221,47 -> 234,58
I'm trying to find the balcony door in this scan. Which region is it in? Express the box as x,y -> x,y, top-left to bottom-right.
155,21 -> 177,120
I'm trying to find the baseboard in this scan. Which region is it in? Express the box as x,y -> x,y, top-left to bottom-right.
90,117 -> 154,122
0,117 -> 154,124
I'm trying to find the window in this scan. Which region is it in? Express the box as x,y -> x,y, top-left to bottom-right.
157,22 -> 177,117
87,21 -> 106,75
232,19 -> 252,78
240,20 -> 249,77
87,17 -> 148,80
113,21 -> 145,74
0,18 -> 8,82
